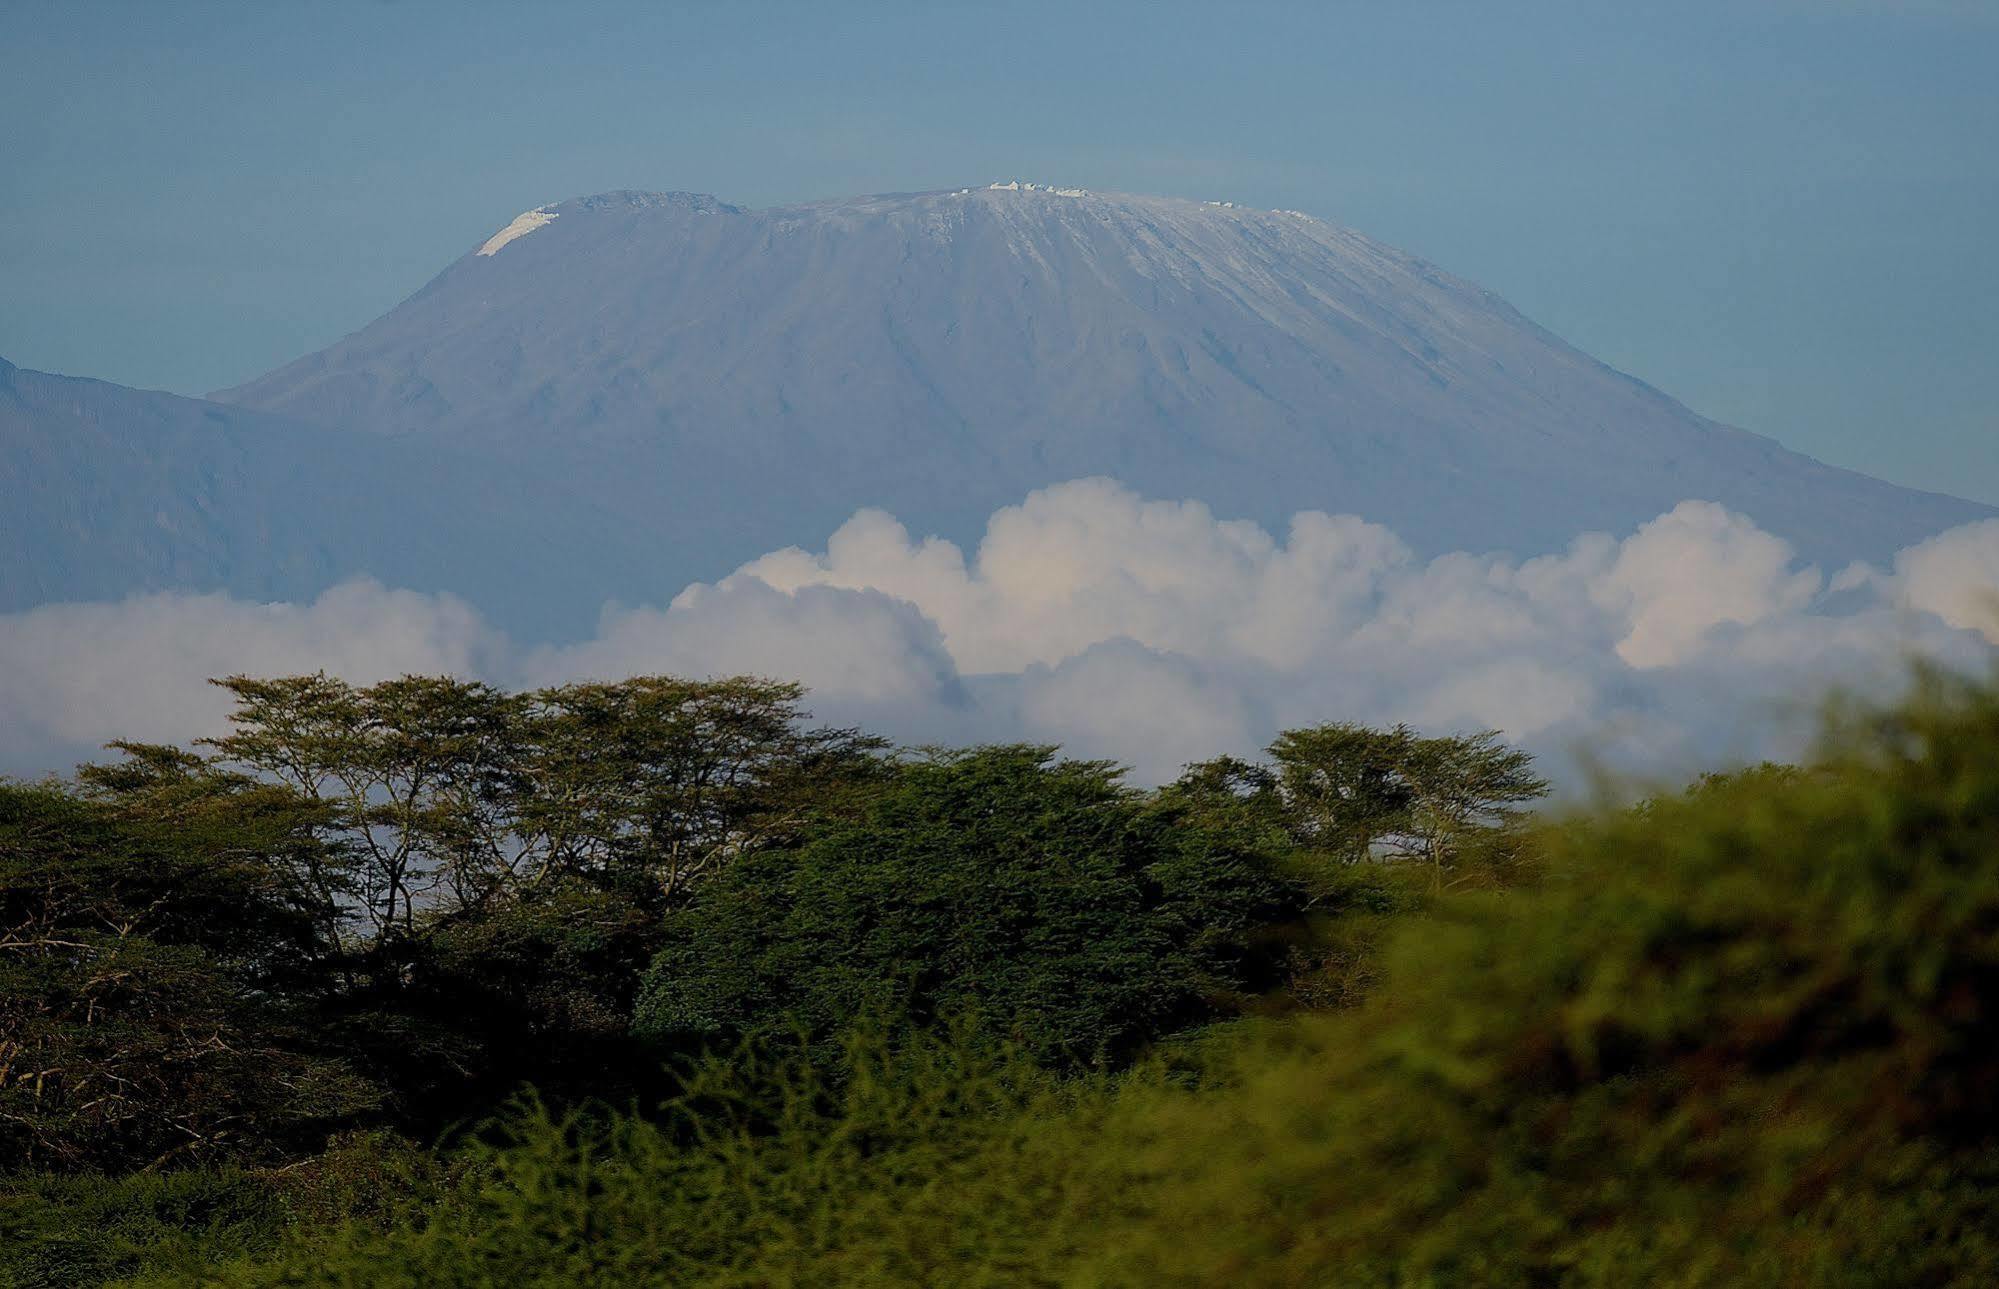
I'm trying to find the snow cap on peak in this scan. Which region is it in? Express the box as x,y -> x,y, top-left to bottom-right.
986,180 -> 1090,197
478,207 -> 558,256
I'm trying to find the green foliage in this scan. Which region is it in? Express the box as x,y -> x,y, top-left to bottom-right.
0,1132 -> 446,1288
1269,721 -> 1417,861
634,745 -> 1301,1069
26,674 -> 894,1150
118,666 -> 1999,1287
201,673 -> 523,937
0,1166 -> 289,1288
0,783 -> 375,1171
181,1025 -> 1090,1289
1274,862 -> 1436,1010
1162,745 -> 1544,1012
200,673 -> 884,934
1061,667 -> 1999,1285
1269,720 -> 1548,873
25,664 -> 1999,1285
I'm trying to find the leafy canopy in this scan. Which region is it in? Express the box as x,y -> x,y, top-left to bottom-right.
634,745 -> 1301,1068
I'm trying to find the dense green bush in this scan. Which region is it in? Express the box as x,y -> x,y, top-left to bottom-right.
0,1132 -> 446,1288
0,1166 -> 288,1288
632,745 -> 1302,1069
173,1026 -> 1090,1289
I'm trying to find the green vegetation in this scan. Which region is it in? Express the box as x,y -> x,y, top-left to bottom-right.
634,745 -> 1298,1068
6,667 -> 1999,1284
0,774 -> 375,1172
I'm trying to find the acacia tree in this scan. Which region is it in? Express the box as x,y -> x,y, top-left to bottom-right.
635,744 -> 1298,1069
76,738 -> 354,970
1268,723 -> 1418,863
509,677 -> 887,905
201,674 -> 520,939
193,673 -> 885,932
1266,722 -> 1547,877
50,673 -> 888,1127
1392,730 -> 1548,879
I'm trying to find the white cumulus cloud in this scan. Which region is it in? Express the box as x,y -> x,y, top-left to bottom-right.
1892,519 -> 1999,641
0,581 -> 500,763
2,482 -> 1994,789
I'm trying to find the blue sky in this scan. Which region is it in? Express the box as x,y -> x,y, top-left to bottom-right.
4,0 -> 1995,504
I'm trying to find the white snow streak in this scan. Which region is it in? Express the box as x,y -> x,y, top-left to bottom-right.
478,207 -> 559,256
987,181 -> 1091,197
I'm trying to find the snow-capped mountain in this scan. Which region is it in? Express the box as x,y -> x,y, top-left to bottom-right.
10,185 -> 1989,642
216,185 -> 1989,574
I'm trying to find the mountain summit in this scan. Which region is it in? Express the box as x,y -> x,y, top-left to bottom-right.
212,184 -> 1987,581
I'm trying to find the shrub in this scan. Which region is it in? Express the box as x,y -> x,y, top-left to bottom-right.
0,1168 -> 287,1288
182,1025 -> 1098,1288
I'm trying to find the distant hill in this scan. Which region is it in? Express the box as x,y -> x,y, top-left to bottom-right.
0,355 -> 656,635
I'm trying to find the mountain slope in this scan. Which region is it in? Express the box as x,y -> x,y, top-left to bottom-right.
1,356 -> 659,633
215,185 -> 1990,575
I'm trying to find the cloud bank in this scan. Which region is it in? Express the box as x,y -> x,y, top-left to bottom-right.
5,481 -> 1996,789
